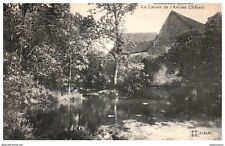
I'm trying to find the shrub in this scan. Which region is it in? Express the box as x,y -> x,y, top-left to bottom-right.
119,71 -> 150,97
4,111 -> 33,140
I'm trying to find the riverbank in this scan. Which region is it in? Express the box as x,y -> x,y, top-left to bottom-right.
97,119 -> 222,140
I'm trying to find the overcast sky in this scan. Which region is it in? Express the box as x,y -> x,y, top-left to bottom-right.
70,3 -> 221,33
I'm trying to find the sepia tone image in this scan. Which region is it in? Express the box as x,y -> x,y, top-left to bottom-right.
3,3 -> 222,140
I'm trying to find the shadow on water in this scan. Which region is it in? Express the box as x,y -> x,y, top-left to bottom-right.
27,89 -> 173,139
30,95 -> 159,139
27,92 -> 118,139
78,94 -> 114,133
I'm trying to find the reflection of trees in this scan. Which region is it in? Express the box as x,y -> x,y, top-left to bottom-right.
79,95 -> 112,133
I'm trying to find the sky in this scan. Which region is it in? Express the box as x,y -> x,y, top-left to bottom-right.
70,3 -> 221,33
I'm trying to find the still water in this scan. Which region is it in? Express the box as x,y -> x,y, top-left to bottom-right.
28,91 -> 172,139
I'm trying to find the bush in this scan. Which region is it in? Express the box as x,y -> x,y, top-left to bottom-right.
4,111 -> 33,140
4,72 -> 59,139
118,71 -> 150,97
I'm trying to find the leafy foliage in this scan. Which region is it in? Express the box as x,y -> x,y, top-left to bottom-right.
142,12 -> 222,117
4,3 -> 221,140
119,71 -> 150,97
92,3 -> 138,85
3,3 -> 101,139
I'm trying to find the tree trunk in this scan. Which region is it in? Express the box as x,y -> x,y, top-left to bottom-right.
67,45 -> 72,133
68,60 -> 72,132
19,11 -> 26,73
68,42 -> 72,94
113,62 -> 118,86
113,5 -> 119,86
68,62 -> 71,94
114,99 -> 118,125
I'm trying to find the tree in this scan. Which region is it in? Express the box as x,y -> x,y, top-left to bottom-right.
3,4 -> 70,139
3,3 -> 96,138
93,3 -> 138,86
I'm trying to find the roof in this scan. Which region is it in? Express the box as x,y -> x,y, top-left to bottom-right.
168,10 -> 205,34
124,33 -> 157,54
151,10 -> 206,57
206,12 -> 222,25
124,32 -> 157,43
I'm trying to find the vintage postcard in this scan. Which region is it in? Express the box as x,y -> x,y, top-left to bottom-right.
2,2 -> 222,142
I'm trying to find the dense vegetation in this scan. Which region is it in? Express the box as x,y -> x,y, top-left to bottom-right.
3,3 -> 100,139
142,12 -> 222,117
3,3 -> 221,140
3,3 -> 138,139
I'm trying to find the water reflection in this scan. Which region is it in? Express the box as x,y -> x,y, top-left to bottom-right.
79,94 -> 114,133
28,92 -> 166,139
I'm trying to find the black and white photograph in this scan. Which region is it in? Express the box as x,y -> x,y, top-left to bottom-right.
2,3 -> 222,141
